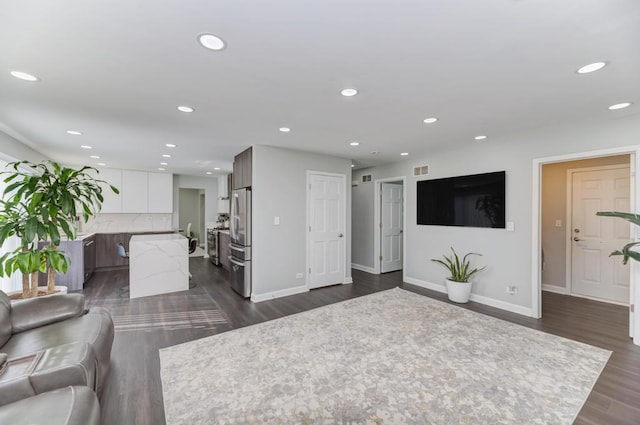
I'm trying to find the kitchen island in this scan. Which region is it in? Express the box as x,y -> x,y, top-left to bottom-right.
129,233 -> 189,299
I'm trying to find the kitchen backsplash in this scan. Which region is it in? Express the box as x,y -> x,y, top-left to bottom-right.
83,213 -> 173,233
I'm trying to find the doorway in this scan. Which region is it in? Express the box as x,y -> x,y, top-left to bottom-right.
374,177 -> 406,275
534,148 -> 639,345
307,171 -> 347,289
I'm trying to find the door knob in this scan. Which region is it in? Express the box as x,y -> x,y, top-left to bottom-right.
338,233 -> 344,238
573,237 -> 581,242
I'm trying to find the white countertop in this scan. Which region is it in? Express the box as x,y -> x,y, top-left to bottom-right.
130,233 -> 187,242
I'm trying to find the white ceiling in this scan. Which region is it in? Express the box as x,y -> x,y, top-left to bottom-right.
1,0 -> 639,177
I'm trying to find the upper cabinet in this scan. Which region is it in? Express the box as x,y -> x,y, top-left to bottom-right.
95,168 -> 173,214
148,172 -> 173,213
121,170 -> 148,213
232,147 -> 252,189
97,168 -> 123,213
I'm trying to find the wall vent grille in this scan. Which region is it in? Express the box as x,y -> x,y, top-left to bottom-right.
414,165 -> 430,176
362,174 -> 372,183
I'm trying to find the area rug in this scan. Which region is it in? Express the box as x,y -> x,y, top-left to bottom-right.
159,287 -> 611,424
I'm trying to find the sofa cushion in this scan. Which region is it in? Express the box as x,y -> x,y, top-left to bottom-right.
0,386 -> 100,425
0,291 -> 11,347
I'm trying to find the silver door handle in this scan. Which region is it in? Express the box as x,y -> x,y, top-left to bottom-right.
338,233 -> 343,238
573,237 -> 581,242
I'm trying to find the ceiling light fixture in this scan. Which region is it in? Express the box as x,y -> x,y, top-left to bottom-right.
177,105 -> 194,113
66,130 -> 82,135
608,102 -> 632,110
423,117 -> 438,124
340,88 -> 358,97
80,145 -> 92,149
158,167 -> 165,171
349,142 -> 360,146
577,62 -> 606,74
90,155 -> 100,159
214,167 -> 221,170
351,164 -> 355,168
97,163 -> 106,166
400,152 -> 409,156
10,71 -> 39,82
165,143 -> 177,148
206,171 -> 213,175
198,33 -> 226,51
279,127 -> 291,133
160,162 -> 168,166
474,135 -> 487,140
162,154 -> 171,158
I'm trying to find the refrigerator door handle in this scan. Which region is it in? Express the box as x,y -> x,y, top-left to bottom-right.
229,256 -> 245,267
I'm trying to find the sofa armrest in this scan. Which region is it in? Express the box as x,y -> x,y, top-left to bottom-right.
10,294 -> 85,334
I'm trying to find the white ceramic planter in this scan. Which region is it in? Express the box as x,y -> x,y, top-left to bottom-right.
445,279 -> 472,303
7,285 -> 68,300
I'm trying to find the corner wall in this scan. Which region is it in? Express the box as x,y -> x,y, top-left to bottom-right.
252,145 -> 352,299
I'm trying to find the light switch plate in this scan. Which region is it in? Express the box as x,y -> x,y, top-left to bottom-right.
555,219 -> 562,227
274,216 -> 280,225
506,221 -> 515,232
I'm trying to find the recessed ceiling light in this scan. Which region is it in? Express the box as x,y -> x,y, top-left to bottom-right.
10,71 -> 39,82
279,127 -> 291,133
577,62 -> 606,74
160,162 -> 168,166
97,163 -> 106,166
608,102 -> 632,110
89,155 -> 100,159
158,167 -> 165,171
349,142 -> 360,146
165,143 -> 177,148
177,105 -> 194,113
474,135 -> 487,140
351,164 -> 355,168
340,88 -> 358,97
198,34 -> 226,51
423,117 -> 438,124
162,154 -> 171,158
400,152 -> 409,156
214,167 -> 221,170
206,171 -> 213,175
67,130 -> 82,135
80,145 -> 92,149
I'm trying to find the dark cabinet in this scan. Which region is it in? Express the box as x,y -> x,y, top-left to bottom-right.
95,233 -> 130,268
232,147 -> 252,189
219,232 -> 230,271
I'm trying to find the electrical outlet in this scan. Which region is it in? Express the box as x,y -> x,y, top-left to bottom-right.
296,273 -> 303,279
506,285 -> 518,295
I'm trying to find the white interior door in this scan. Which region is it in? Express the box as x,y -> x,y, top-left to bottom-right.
571,166 -> 630,304
308,173 -> 345,289
381,182 -> 403,273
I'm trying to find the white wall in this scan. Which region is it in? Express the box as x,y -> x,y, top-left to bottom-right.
351,178 -> 376,268
252,145 -> 352,299
0,130 -> 49,163
352,114 -> 640,315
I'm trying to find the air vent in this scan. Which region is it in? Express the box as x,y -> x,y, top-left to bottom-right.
414,165 -> 430,176
362,174 -> 372,183
351,180 -> 359,187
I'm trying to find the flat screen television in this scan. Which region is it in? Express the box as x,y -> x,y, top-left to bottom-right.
417,171 -> 505,228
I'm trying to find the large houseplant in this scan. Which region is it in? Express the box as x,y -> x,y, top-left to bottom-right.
431,247 -> 485,303
0,160 -> 118,298
595,211 -> 640,264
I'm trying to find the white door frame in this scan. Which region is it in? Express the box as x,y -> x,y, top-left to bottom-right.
565,164 -> 631,305
374,176 -> 407,275
306,170 -> 348,287
532,146 -> 640,345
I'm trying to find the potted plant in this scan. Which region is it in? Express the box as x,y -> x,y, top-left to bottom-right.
431,247 -> 486,303
595,211 -> 640,263
0,160 -> 118,299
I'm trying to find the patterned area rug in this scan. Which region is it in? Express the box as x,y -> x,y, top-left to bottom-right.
160,288 -> 610,424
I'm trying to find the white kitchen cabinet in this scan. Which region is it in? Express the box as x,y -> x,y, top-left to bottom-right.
96,168 -> 123,213
121,170 -> 148,213
148,172 -> 173,213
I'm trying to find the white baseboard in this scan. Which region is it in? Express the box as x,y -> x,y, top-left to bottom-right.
351,263 -> 377,274
542,284 -> 569,295
343,276 -> 353,284
404,276 -> 535,318
251,284 -> 309,303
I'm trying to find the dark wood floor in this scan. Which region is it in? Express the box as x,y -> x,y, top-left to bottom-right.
82,257 -> 640,425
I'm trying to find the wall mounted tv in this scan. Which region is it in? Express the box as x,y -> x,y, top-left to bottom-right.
417,171 -> 506,228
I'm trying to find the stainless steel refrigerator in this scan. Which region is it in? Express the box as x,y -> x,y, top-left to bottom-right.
229,187 -> 251,297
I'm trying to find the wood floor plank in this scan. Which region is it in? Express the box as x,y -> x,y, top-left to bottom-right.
81,259 -> 640,424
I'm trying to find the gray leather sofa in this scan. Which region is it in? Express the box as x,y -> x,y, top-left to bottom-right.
0,291 -> 114,406
0,386 -> 100,425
